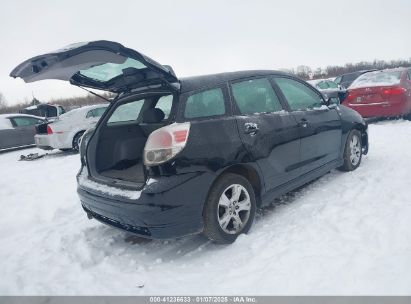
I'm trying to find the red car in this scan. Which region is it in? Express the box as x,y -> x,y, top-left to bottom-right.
342,68 -> 411,118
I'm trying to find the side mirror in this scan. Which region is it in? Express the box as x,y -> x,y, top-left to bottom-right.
326,97 -> 340,106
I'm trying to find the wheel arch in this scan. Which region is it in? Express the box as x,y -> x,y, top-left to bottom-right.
72,129 -> 86,148
211,163 -> 264,207
351,123 -> 368,155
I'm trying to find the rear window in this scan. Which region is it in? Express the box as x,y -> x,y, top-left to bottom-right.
79,58 -> 146,82
184,88 -> 226,119
343,73 -> 361,83
107,99 -> 144,124
350,71 -> 402,89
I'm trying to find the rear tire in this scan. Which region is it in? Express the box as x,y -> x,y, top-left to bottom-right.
203,173 -> 256,244
72,131 -> 85,152
338,129 -> 362,172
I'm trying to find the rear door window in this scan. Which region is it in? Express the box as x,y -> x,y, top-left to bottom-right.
184,88 -> 226,119
231,78 -> 283,114
155,95 -> 173,119
274,77 -> 324,111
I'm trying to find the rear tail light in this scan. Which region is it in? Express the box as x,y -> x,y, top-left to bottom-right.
47,125 -> 53,134
144,122 -> 190,166
345,92 -> 355,103
382,87 -> 406,96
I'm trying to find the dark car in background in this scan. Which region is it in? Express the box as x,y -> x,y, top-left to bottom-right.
11,41 -> 369,244
342,68 -> 411,118
0,114 -> 45,151
20,103 -> 65,120
307,78 -> 347,104
335,70 -> 377,89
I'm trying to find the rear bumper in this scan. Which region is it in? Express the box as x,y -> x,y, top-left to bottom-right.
346,100 -> 411,118
35,134 -> 70,150
77,167 -> 215,239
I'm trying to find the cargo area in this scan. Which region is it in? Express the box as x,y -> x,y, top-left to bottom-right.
95,123 -> 148,183
90,93 -> 174,184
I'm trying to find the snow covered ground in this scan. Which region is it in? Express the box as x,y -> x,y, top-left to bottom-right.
0,120 -> 410,295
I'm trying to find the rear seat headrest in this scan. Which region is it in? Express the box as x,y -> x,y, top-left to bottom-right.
142,108 -> 165,123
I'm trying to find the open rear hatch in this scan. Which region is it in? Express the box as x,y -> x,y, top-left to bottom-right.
10,40 -> 179,93
11,41 -> 180,189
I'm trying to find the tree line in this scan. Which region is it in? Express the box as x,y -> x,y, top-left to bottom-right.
289,58 -> 411,80
1,58 -> 410,114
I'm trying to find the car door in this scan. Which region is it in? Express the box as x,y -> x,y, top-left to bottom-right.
230,77 -> 301,191
273,76 -> 342,175
0,118 -> 21,149
9,116 -> 43,146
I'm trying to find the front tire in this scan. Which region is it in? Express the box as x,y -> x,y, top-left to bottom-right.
203,173 -> 256,244
338,129 -> 362,172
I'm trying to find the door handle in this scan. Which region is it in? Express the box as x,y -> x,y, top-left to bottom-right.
298,119 -> 309,128
244,122 -> 259,135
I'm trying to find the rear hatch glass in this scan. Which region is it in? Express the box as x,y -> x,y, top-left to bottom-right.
350,71 -> 402,89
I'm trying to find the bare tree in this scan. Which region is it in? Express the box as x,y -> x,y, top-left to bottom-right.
0,92 -> 7,109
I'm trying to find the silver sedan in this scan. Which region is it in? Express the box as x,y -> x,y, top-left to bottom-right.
0,114 -> 45,151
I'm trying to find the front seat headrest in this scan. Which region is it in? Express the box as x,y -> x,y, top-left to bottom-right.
142,108 -> 165,123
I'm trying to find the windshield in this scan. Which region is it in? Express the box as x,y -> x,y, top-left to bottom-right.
79,58 -> 147,82
350,71 -> 402,89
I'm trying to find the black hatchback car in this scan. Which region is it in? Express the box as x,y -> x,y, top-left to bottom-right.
11,41 -> 368,244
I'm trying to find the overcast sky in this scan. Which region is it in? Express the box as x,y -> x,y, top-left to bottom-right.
0,0 -> 410,105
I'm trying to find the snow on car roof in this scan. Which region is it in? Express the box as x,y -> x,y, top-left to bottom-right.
0,113 -> 44,119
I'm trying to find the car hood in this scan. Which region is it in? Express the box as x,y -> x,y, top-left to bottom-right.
10,40 -> 178,93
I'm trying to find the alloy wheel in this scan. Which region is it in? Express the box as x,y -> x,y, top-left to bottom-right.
349,134 -> 361,166
217,184 -> 251,234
